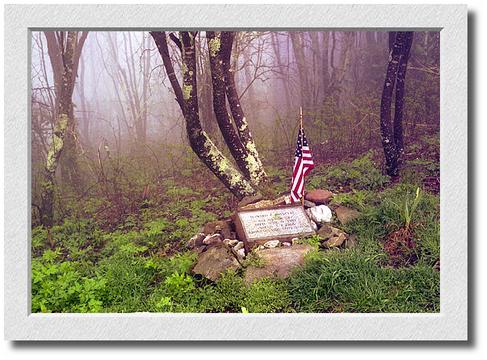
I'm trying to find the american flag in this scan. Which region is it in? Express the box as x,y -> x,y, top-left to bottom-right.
290,127 -> 315,203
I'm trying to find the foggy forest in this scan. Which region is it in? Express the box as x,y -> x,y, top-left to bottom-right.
31,31 -> 440,313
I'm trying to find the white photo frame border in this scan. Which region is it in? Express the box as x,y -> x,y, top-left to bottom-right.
4,4 -> 468,341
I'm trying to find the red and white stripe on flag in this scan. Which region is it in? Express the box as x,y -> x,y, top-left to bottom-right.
290,129 -> 314,203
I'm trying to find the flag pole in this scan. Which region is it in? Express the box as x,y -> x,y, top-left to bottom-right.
300,107 -> 305,207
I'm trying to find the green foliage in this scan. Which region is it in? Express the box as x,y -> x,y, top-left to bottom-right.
32,249 -> 106,313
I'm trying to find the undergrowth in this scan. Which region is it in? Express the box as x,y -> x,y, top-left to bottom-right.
31,143 -> 440,313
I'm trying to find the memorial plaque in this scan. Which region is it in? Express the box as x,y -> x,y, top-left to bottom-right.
234,205 -> 315,251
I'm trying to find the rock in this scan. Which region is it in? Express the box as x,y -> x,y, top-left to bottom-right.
203,233 -> 223,246
305,189 -> 333,204
192,244 -> 241,281
223,239 -> 239,247
345,234 -> 358,249
238,193 -> 264,208
310,220 -> 318,231
335,206 -> 360,225
194,245 -> 207,254
306,205 -> 333,224
282,242 -> 292,247
233,241 -> 244,251
433,259 -> 440,272
187,233 -> 206,249
263,240 -> 280,248
239,195 -> 288,210
244,245 -> 313,284
291,237 -> 299,245
203,220 -> 233,239
304,200 -> 317,208
322,233 -> 347,248
236,248 -> 246,259
318,225 -> 348,249
317,224 -> 335,238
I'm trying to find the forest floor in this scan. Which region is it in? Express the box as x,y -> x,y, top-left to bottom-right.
31,132 -> 440,313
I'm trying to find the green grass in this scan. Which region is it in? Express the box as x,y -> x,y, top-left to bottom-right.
287,250 -> 439,313
308,152 -> 389,192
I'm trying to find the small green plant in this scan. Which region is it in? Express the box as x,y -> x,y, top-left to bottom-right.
298,235 -> 322,249
164,272 -> 195,295
394,187 -> 422,230
242,252 -> 265,268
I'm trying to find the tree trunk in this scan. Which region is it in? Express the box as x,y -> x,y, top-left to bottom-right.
393,32 -> 414,160
321,32 -> 330,98
271,32 -> 292,111
290,32 -> 312,114
40,31 -> 81,229
207,31 -> 252,180
380,31 -> 413,177
151,31 -> 257,199
78,54 -> 90,145
220,31 -> 267,186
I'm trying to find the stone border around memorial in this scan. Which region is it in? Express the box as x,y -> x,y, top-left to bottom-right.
233,204 -> 316,252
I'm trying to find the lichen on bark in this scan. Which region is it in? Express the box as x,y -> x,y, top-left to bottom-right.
183,84 -> 193,100
202,136 -> 256,196
45,113 -> 69,172
208,36 -> 221,57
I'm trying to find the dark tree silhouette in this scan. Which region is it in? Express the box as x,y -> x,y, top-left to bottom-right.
380,31 -> 414,176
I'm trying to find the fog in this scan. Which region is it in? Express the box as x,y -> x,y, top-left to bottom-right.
32,31 -> 438,160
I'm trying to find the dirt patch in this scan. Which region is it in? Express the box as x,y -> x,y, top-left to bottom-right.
383,227 -> 418,267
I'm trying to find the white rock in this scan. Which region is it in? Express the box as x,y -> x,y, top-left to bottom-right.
223,239 -> 239,246
236,248 -> 246,259
264,240 -> 280,248
310,220 -> 318,231
282,242 -> 292,247
306,205 -> 333,224
203,233 -> 222,245
233,241 -> 244,251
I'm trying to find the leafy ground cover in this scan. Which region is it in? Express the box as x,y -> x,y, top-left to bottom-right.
31,136 -> 440,313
